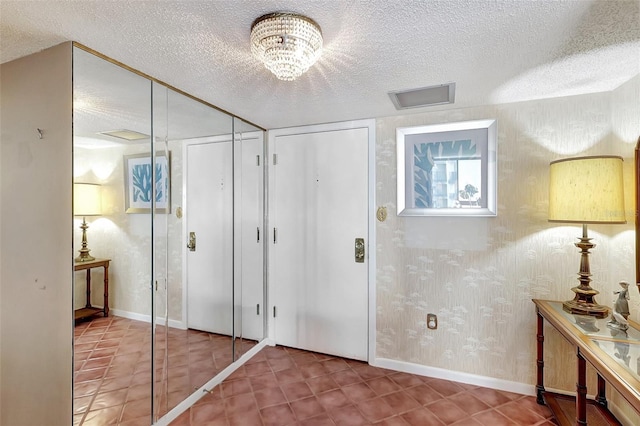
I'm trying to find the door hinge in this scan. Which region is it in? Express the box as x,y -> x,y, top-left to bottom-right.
273,306 -> 277,318
155,280 -> 158,291
256,304 -> 260,315
257,227 -> 260,243
256,155 -> 260,166
273,227 -> 277,244
273,153 -> 278,165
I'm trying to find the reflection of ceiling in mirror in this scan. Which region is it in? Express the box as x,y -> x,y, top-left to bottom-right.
73,48 -> 239,147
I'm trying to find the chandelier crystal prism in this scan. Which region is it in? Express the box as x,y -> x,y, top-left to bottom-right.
250,12 -> 323,81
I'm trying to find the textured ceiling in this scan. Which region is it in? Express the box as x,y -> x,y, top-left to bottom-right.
1,0 -> 639,130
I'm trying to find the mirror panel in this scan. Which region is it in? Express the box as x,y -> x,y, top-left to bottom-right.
152,83 -> 170,419
72,45 -> 266,425
154,86 -> 237,418
73,46 -> 154,425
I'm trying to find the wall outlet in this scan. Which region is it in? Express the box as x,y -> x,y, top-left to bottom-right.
427,313 -> 437,330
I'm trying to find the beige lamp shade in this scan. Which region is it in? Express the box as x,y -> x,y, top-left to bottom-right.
74,183 -> 102,216
549,156 -> 626,224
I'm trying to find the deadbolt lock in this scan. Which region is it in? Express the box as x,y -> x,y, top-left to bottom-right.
355,238 -> 365,263
187,232 -> 196,251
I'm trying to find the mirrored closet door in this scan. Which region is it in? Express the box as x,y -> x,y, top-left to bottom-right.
72,44 -> 265,425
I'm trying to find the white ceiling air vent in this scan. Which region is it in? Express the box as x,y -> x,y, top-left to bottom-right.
388,83 -> 455,110
98,129 -> 149,141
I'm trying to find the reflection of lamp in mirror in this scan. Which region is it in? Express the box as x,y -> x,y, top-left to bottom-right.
549,156 -> 626,318
74,183 -> 102,262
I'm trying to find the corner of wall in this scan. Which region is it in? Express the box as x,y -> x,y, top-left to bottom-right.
0,41 -> 73,426
611,74 -> 640,147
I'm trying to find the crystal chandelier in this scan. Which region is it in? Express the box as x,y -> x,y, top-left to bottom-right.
250,13 -> 323,81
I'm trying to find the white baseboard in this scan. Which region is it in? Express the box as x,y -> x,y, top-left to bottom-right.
154,339 -> 270,426
371,357 -> 535,396
109,308 -> 187,330
609,402 -> 635,426
373,358 -> 638,424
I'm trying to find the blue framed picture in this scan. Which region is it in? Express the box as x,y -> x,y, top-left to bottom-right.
124,152 -> 170,214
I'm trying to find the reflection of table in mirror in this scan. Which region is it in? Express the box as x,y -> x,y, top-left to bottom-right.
74,258 -> 110,321
533,299 -> 640,425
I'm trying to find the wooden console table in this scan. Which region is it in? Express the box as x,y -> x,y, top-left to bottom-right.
74,258 -> 111,321
533,299 -> 640,425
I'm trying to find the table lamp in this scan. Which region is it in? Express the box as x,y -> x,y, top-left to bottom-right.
549,156 -> 626,318
74,183 -> 102,262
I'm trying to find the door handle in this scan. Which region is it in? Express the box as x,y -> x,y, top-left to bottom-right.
355,238 -> 365,263
187,232 -> 196,251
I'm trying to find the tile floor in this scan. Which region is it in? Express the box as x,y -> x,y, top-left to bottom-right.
74,315 -> 153,426
74,315 -> 254,425
75,315 -> 556,426
169,346 -> 556,426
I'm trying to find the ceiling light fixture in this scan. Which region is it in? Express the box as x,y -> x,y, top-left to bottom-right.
250,12 -> 323,81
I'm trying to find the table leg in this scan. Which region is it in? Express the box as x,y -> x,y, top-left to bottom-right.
85,269 -> 92,308
576,349 -> 587,426
596,374 -> 607,408
536,309 -> 545,405
103,264 -> 109,317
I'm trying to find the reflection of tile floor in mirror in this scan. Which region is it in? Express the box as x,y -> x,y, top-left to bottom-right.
75,316 -> 554,426
73,315 -> 256,426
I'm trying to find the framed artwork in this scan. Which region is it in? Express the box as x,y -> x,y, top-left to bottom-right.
397,119 -> 497,217
124,152 -> 171,214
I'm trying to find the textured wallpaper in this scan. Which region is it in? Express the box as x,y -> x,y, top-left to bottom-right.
375,75 -> 639,394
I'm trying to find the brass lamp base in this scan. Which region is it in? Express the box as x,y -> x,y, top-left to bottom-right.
561,224 -> 609,319
563,294 -> 609,319
75,216 -> 95,262
562,286 -> 609,318
75,250 -> 95,263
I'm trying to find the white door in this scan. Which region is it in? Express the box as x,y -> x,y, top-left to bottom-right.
185,140 -> 233,334
270,124 -> 371,361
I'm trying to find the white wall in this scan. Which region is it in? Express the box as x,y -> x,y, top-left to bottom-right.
0,43 -> 73,426
375,76 -> 639,408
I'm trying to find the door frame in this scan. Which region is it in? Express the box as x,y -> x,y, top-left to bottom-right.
266,119 -> 377,362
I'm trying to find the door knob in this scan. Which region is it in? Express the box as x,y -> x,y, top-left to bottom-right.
187,232 -> 196,251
